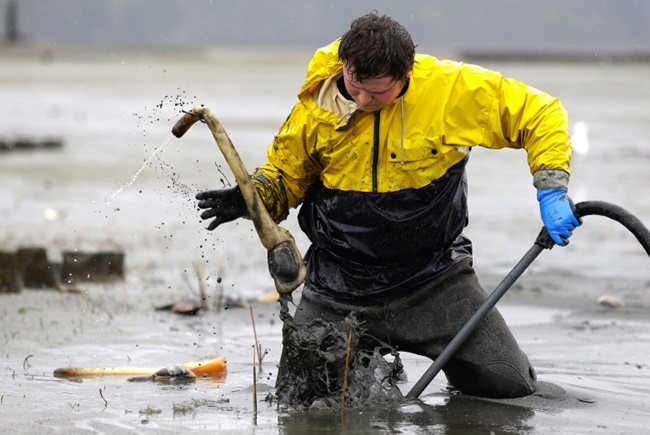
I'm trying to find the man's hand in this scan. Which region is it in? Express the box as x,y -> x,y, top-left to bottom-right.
537,188 -> 582,246
196,185 -> 247,231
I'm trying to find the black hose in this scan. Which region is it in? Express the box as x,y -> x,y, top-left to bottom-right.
407,200 -> 650,399
574,201 -> 650,257
406,243 -> 545,398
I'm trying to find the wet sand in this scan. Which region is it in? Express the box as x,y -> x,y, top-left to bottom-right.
1,276 -> 649,434
1,46 -> 650,433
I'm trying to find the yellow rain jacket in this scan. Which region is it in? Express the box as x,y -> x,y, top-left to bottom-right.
252,40 -> 572,297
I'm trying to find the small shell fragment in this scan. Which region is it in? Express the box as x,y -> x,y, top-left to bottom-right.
171,299 -> 202,315
257,289 -> 280,303
597,295 -> 625,308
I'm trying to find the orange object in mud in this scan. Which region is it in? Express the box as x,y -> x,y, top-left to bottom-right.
53,356 -> 227,378
185,356 -> 227,375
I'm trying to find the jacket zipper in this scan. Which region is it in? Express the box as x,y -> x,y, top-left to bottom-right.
372,111 -> 380,192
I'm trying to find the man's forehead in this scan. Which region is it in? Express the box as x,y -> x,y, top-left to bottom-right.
343,64 -> 397,86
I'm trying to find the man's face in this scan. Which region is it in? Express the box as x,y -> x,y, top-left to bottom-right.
342,64 -> 410,112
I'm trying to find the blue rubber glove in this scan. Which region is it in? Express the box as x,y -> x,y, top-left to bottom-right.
537,189 -> 582,246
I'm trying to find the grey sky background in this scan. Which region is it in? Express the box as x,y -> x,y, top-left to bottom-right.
2,0 -> 650,56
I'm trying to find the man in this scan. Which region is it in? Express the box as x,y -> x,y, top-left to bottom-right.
196,12 -> 581,398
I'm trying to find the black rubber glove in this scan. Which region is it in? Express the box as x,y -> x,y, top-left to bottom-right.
196,185 -> 247,231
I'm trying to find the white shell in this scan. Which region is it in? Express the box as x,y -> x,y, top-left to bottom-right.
597,295 -> 625,308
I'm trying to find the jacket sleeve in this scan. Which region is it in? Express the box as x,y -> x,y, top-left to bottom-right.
483,76 -> 573,190
251,104 -> 322,223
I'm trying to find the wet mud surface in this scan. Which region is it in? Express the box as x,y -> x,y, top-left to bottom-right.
1,46 -> 650,433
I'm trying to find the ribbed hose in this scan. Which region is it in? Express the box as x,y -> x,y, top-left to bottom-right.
407,200 -> 650,399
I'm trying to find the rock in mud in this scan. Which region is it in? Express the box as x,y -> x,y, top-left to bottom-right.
61,251 -> 124,284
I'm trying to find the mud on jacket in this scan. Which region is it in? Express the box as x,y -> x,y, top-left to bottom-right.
251,40 -> 573,298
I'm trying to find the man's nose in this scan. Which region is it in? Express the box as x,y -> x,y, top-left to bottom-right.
358,91 -> 373,105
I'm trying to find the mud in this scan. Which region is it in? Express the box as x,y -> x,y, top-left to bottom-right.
1,46 -> 650,433
275,295 -> 405,409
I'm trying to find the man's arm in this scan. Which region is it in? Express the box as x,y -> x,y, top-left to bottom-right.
252,104 -> 322,221
485,76 -> 581,246
197,104 -> 320,229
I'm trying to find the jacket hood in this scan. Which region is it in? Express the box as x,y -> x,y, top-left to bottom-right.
300,39 -> 344,97
299,39 -> 361,129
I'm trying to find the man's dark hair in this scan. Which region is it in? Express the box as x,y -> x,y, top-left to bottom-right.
339,12 -> 416,82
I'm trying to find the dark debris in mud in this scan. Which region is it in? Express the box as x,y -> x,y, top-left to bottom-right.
274,295 -> 406,410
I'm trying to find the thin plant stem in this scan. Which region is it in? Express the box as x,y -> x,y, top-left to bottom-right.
194,260 -> 208,311
215,267 -> 224,312
253,342 -> 258,416
249,306 -> 263,366
341,330 -> 352,414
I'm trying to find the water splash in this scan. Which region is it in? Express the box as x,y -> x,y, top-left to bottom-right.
98,133 -> 174,204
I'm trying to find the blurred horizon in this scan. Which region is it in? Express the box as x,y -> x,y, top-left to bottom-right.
2,0 -> 650,61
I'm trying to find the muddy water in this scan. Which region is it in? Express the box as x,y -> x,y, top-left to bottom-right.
1,46 -> 650,433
